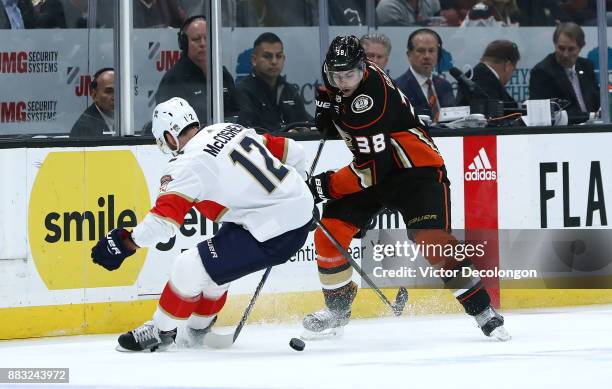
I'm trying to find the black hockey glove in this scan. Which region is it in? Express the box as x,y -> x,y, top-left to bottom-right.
314,86 -> 339,140
91,228 -> 136,271
307,171 -> 335,204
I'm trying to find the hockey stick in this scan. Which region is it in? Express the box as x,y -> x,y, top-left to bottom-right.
203,267 -> 272,349
203,140 -> 328,349
313,217 -> 409,316
308,138 -> 326,178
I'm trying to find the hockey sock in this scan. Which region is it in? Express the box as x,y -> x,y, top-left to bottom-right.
187,291 -> 228,330
413,229 -> 491,315
154,281 -> 200,331
315,218 -> 358,291
323,281 -> 358,312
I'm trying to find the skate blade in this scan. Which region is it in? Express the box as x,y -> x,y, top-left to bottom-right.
491,326 -> 511,342
300,326 -> 344,341
115,345 -> 153,353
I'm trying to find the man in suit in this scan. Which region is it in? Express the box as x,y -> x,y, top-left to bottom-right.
0,0 -> 35,29
529,22 -> 599,117
456,39 -> 520,109
395,28 -> 455,122
71,68 -> 115,137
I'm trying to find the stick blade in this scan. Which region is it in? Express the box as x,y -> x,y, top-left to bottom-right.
203,331 -> 235,349
393,287 -> 409,316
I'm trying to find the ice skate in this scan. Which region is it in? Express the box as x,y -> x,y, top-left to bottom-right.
302,308 -> 351,340
116,321 -> 177,352
301,281 -> 357,340
475,306 -> 511,341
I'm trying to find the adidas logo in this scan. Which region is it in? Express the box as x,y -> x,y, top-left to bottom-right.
465,147 -> 497,181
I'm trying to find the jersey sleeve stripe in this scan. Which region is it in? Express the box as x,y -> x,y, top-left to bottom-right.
262,133 -> 288,162
390,138 -> 414,168
407,128 -> 441,154
194,200 -> 228,222
390,131 -> 444,167
150,193 -> 195,226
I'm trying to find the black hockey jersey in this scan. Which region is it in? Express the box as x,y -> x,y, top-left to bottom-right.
322,61 -> 445,197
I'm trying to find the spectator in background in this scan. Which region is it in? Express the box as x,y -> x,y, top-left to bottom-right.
516,0 -> 570,26
456,39 -> 520,108
529,22 -> 600,116
236,32 -> 311,132
395,28 -> 455,122
439,0 -> 475,26
133,0 -> 184,28
246,0 -> 318,26
360,32 -> 392,71
559,0 -> 596,26
461,0 -> 521,27
329,0 -> 365,25
0,0 -> 35,29
376,0 -> 441,26
155,15 -> 239,124
34,0 -> 66,28
71,68 -> 115,137
66,0 -> 185,28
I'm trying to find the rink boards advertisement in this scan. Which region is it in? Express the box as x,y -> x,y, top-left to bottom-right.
1,133 -> 612,338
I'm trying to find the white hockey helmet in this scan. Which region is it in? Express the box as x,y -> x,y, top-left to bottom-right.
152,97 -> 200,156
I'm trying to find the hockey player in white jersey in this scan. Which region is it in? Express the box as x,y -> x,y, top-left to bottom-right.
91,97 -> 314,352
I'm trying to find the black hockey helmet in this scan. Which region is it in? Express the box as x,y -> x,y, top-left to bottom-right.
325,35 -> 365,72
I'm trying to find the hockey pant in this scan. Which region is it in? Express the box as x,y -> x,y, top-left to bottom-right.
154,247 -> 229,332
316,167 -> 490,316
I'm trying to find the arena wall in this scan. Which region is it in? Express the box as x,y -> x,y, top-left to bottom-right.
1,135 -> 611,339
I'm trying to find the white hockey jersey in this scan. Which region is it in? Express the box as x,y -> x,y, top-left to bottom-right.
132,123 -> 314,246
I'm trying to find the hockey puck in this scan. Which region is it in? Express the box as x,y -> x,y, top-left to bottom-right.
289,337 -> 305,351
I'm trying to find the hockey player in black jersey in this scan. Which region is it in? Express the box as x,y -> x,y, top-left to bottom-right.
303,35 -> 509,341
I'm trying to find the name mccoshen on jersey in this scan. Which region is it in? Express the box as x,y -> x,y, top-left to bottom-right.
203,124 -> 245,157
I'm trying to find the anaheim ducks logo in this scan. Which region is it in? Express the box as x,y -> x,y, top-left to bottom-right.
351,94 -> 373,113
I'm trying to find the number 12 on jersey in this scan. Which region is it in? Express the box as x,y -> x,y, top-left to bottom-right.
229,137 -> 289,193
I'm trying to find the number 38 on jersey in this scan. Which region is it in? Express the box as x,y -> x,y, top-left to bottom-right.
355,133 -> 386,154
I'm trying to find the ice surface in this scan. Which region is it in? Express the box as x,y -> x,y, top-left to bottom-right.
1,305 -> 611,389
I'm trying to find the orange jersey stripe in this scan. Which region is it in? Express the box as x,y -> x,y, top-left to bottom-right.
329,166 -> 363,196
151,193 -> 194,226
391,130 -> 444,167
